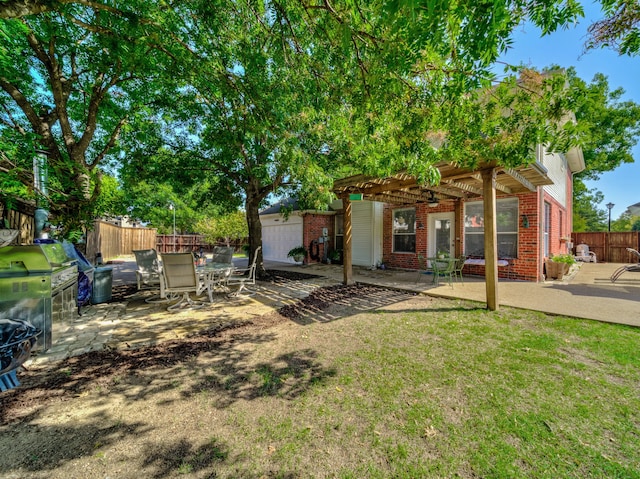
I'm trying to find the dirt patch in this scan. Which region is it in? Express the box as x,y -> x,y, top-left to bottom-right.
1,281 -> 411,426
0,279 -> 427,478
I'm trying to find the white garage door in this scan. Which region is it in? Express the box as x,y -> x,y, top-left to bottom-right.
262,217 -> 303,263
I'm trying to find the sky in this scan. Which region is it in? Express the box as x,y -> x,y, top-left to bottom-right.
497,1 -> 640,221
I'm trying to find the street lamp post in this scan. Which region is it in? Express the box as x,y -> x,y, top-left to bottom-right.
606,202 -> 614,232
169,203 -> 176,252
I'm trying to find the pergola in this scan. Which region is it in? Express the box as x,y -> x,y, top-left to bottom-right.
332,160 -> 553,310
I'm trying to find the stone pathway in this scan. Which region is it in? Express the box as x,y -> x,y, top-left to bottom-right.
28,275 -> 337,366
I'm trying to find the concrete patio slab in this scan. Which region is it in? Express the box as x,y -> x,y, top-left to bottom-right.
26,257 -> 640,367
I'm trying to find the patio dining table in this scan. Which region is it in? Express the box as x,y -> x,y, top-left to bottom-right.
196,262 -> 234,302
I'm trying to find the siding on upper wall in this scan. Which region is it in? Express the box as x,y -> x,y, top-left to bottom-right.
542,148 -> 568,207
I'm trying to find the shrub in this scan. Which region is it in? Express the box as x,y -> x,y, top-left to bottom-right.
551,253 -> 576,265
287,246 -> 307,258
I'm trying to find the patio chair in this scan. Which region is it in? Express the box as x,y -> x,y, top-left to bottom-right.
610,248 -> 640,282
160,253 -> 207,312
575,244 -> 597,263
433,257 -> 456,286
226,246 -> 261,297
133,249 -> 161,290
133,248 -> 171,303
211,246 -> 234,264
415,254 -> 432,283
453,255 -> 466,283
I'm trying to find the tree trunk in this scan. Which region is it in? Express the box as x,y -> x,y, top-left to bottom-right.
245,190 -> 266,278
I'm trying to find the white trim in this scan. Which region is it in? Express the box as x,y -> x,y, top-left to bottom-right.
428,212 -> 455,258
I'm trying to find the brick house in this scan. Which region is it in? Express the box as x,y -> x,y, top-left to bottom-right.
261,146 -> 584,283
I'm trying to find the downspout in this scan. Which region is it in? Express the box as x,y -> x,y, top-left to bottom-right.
33,153 -> 49,239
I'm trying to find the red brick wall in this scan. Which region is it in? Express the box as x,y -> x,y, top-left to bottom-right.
302,213 -> 334,264
383,202 -> 454,270
350,181 -> 572,282
513,191 -> 541,281
382,193 -> 548,281
543,190 -> 573,258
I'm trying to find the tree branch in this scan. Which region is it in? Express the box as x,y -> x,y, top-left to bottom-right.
89,115 -> 127,169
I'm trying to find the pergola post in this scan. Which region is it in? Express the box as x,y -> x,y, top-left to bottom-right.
342,195 -> 354,285
482,168 -> 499,311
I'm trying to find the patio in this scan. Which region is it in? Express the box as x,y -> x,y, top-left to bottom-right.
23,258 -> 640,367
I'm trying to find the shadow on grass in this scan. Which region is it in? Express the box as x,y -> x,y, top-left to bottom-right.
0,283 -> 488,476
140,437 -> 302,479
0,324 -> 335,475
0,412 -> 149,472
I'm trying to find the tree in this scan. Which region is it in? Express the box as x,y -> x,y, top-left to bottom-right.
130,1 -> 587,277
610,210 -> 640,231
0,3 -> 190,236
196,211 -> 248,248
3,1 -> 591,255
566,69 -> 640,180
122,181 -> 214,235
559,67 -> 640,230
586,0 -> 640,56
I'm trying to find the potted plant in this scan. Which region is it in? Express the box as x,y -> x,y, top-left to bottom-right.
287,246 -> 307,263
545,253 -> 576,280
328,249 -> 342,265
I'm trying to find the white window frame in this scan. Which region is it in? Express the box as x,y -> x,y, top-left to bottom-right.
544,202 -> 551,258
464,198 -> 519,258
392,207 -> 416,253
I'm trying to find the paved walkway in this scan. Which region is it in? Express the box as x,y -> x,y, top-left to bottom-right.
26,258 -> 640,366
276,260 -> 640,327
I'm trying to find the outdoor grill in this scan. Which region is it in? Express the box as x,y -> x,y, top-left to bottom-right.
0,242 -> 78,351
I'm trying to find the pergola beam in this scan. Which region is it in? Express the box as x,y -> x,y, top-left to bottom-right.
458,172 -> 512,194
501,168 -> 536,192
428,186 -> 470,198
442,180 -> 483,196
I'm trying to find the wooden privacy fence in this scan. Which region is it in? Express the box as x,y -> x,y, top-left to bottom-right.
571,231 -> 640,263
155,235 -> 244,254
87,226 -> 245,260
0,198 -> 35,245
86,221 -> 157,261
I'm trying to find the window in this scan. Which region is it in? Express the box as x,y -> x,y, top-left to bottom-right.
392,208 -> 416,253
335,214 -> 344,251
464,198 -> 519,258
544,202 -> 551,258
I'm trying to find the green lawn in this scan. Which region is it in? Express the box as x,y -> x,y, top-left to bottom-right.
5,296 -> 639,478
210,299 -> 640,478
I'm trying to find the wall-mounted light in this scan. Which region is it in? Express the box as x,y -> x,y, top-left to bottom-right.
428,191 -> 439,208
521,214 -> 529,228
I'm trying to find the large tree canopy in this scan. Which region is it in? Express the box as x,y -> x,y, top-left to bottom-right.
560,67 -> 640,231
0,2 -> 192,234
111,2 -> 586,272
2,0 -> 591,246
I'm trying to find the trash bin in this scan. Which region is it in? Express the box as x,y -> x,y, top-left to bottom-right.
92,266 -> 113,304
